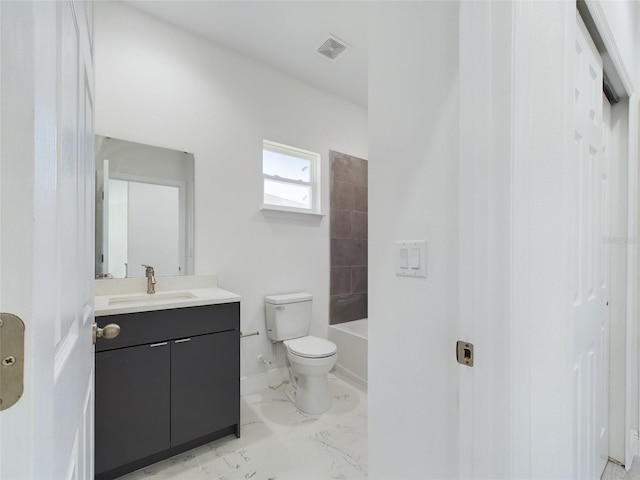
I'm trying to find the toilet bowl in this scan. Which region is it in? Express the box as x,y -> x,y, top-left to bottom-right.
264,293 -> 338,414
283,336 -> 337,414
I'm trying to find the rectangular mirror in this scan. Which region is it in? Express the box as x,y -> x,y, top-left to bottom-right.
95,136 -> 195,278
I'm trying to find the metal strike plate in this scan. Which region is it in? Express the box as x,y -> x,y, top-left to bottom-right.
456,340 -> 474,367
0,313 -> 25,411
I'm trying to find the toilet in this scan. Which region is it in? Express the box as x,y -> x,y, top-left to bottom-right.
264,293 -> 337,414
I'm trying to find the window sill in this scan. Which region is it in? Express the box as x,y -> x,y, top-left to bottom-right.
260,206 -> 325,222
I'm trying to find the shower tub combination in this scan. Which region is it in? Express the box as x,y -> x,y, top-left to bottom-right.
328,319 -> 368,388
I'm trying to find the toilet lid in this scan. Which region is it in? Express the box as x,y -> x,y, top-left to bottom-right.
284,336 -> 337,358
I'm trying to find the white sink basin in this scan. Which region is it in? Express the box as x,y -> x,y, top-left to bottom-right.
107,291 -> 196,306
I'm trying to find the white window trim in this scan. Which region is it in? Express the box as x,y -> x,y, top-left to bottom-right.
259,206 -> 325,221
261,140 -> 322,215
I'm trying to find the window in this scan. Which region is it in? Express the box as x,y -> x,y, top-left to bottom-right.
262,140 -> 321,214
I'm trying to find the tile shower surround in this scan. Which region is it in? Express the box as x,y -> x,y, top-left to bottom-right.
330,151 -> 368,325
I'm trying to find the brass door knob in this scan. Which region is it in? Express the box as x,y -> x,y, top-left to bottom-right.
92,323 -> 121,344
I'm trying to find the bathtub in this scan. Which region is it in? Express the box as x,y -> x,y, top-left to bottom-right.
328,319 -> 368,388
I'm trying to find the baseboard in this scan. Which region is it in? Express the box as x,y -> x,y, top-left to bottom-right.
241,366 -> 368,397
631,429 -> 640,461
240,367 -> 288,396
333,364 -> 368,392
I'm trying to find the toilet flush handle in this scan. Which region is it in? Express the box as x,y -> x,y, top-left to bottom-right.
276,306 -> 285,311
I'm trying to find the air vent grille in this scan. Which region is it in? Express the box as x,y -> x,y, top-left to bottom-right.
317,35 -> 349,61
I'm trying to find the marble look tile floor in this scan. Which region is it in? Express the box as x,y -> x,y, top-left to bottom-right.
602,458 -> 640,480
119,373 -> 367,480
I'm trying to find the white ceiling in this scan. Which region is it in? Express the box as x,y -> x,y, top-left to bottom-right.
125,1 -> 369,107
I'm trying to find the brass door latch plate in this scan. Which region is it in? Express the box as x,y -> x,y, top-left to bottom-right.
456,340 -> 474,367
0,313 -> 25,411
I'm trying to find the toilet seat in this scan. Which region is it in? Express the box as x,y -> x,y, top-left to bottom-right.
284,336 -> 337,358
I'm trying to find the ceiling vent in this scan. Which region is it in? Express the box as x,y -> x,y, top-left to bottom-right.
317,34 -> 350,61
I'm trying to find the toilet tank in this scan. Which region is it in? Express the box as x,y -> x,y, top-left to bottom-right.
264,292 -> 313,341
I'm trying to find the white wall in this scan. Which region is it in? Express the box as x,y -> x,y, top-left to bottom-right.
368,3 -> 460,479
94,2 -> 367,378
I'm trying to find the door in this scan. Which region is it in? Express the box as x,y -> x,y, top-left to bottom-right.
572,13 -> 609,479
170,331 -> 240,446
127,181 -> 181,278
95,342 -> 171,476
0,1 -> 95,478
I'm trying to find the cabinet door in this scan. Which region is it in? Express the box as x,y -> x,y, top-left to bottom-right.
171,331 -> 240,446
95,342 -> 171,475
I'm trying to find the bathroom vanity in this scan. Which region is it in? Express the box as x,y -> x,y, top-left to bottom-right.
94,277 -> 240,479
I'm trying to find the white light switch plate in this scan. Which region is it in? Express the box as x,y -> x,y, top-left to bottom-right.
395,240 -> 427,278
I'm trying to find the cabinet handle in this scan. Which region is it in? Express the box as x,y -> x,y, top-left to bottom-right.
149,342 -> 168,348
174,338 -> 191,344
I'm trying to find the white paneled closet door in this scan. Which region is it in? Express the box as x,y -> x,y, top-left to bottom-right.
0,1 -> 95,478
572,12 -> 609,480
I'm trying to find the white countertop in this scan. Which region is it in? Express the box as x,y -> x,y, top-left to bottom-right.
94,275 -> 241,317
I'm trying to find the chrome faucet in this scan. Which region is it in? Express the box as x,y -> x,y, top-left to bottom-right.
142,264 -> 156,294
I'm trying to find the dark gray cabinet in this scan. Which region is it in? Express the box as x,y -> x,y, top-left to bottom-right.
95,302 -> 240,479
171,330 -> 239,445
95,342 -> 171,474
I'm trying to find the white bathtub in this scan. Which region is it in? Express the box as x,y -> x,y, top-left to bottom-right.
328,319 -> 368,388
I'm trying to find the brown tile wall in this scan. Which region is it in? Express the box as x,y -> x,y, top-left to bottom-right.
329,151 -> 368,325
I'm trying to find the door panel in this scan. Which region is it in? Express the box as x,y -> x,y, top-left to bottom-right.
54,2 -> 96,477
572,13 -> 609,480
95,343 -> 171,475
0,1 -> 95,478
171,331 -> 240,446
